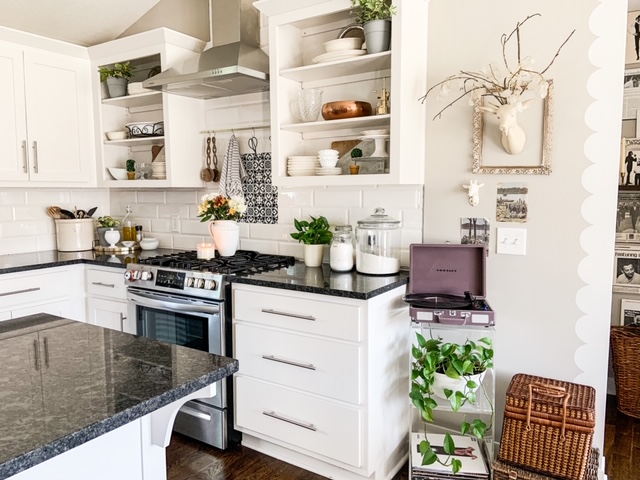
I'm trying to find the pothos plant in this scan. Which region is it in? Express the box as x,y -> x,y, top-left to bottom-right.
290,215 -> 333,245
410,332 -> 494,474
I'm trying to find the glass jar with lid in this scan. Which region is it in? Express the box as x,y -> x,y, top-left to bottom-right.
330,225 -> 354,272
355,207 -> 401,275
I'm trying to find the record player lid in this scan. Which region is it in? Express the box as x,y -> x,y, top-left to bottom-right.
408,244 -> 486,297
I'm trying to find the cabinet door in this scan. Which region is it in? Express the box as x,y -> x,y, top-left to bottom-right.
23,50 -> 92,183
87,297 -> 128,332
0,44 -> 28,181
12,299 -> 73,319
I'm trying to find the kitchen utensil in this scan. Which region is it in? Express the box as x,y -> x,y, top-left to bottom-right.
151,144 -> 164,162
201,136 -> 214,182
47,206 -> 62,219
290,89 -> 323,122
74,207 -> 88,218
87,207 -> 97,218
321,100 -> 372,120
59,208 -> 76,219
211,134 -> 221,182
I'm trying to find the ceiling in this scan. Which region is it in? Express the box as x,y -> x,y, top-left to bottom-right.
0,0 -> 162,47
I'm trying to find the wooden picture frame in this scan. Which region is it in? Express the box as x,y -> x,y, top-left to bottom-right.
472,81 -> 553,175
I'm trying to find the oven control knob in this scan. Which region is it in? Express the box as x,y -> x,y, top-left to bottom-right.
195,278 -> 205,289
186,277 -> 195,288
141,271 -> 153,281
205,279 -> 217,290
124,270 -> 134,281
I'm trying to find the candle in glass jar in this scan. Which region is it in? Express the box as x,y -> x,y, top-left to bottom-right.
197,242 -> 216,259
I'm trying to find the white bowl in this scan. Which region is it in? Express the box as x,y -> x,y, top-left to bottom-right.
108,167 -> 128,180
139,238 -> 159,250
323,37 -> 364,53
319,157 -> 339,168
105,131 -> 128,141
318,149 -> 339,156
121,241 -> 135,248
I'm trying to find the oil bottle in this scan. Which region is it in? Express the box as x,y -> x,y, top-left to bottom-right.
121,205 -> 136,242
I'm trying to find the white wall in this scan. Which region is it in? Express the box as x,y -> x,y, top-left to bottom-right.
423,0 -> 624,449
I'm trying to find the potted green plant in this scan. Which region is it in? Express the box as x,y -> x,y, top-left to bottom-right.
290,215 -> 333,267
350,147 -> 363,174
126,159 -> 136,180
95,216 -> 121,247
410,332 -> 494,474
99,61 -> 135,98
350,0 -> 396,54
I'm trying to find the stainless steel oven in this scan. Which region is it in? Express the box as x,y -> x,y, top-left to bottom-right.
124,250 -> 295,450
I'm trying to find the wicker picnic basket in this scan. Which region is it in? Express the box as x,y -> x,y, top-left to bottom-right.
493,447 -> 599,480
609,326 -> 640,418
498,373 -> 596,480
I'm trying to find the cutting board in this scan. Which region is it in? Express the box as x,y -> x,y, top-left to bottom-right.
331,140 -> 360,158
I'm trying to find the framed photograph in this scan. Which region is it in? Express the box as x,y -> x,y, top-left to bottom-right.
620,138 -> 640,186
496,183 -> 529,223
620,299 -> 640,326
460,217 -> 490,245
625,11 -> 640,65
616,190 -> 640,242
613,247 -> 640,293
623,70 -> 640,119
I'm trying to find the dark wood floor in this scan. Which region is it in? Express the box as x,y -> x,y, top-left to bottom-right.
166,395 -> 628,480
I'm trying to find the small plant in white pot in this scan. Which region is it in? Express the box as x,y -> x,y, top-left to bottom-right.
350,0 -> 396,54
290,215 -> 333,267
410,332 -> 494,474
95,216 -> 121,247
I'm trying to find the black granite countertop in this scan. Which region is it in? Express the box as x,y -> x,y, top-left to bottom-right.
0,313 -> 238,480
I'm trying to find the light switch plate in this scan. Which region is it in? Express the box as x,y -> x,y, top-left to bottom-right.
496,227 -> 527,255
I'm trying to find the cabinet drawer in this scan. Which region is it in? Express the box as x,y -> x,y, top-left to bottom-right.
0,269 -> 72,308
233,288 -> 361,341
234,323 -> 361,404
235,376 -> 362,468
86,268 -> 126,300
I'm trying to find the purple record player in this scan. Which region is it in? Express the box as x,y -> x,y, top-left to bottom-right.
404,244 -> 495,326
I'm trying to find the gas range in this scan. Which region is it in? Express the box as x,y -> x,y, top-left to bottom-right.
124,250 -> 296,301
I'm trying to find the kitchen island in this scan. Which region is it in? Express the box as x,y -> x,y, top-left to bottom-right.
0,313 -> 238,480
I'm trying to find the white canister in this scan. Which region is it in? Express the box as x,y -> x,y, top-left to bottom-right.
55,218 -> 95,252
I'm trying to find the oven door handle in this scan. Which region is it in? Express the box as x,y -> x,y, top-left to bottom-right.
128,291 -> 220,315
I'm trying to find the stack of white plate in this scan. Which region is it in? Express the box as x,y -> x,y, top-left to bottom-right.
287,155 -> 319,176
315,167 -> 342,176
151,161 -> 166,179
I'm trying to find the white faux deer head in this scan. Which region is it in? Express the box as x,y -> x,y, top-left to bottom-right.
478,98 -> 536,155
463,180 -> 485,206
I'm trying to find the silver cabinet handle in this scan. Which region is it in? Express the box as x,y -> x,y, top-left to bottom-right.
32,141 -> 38,173
119,313 -> 126,332
262,411 -> 317,431
0,287 -> 40,297
262,354 -> 316,370
180,405 -> 212,421
92,282 -> 115,288
260,308 -> 315,321
21,140 -> 28,173
43,337 -> 49,368
33,339 -> 40,371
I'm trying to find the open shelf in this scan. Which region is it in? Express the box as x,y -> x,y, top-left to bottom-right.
101,91 -> 162,108
280,51 -> 391,83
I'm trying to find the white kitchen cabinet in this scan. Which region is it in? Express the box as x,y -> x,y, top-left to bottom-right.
85,266 -> 131,333
255,0 -> 428,187
232,283 -> 410,480
88,28 -> 208,188
0,39 -> 94,185
0,265 -> 85,322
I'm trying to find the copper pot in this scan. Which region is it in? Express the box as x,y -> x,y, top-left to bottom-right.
321,101 -> 372,120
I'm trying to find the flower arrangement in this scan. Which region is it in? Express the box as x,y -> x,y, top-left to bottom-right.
420,14 -> 575,120
197,194 -> 247,222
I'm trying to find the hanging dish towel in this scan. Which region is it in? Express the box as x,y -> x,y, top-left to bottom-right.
219,134 -> 246,199
241,149 -> 278,224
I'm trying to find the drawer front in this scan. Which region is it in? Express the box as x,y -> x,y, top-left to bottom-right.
0,269 -> 72,308
86,269 -> 126,300
235,376 -> 362,468
234,323 -> 361,404
233,288 -> 361,341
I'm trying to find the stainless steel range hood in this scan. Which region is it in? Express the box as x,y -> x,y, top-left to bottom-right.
143,0 -> 269,99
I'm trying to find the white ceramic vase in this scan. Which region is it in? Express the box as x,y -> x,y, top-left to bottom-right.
103,228 -> 120,248
208,220 -> 240,257
432,370 -> 486,400
303,244 -> 324,267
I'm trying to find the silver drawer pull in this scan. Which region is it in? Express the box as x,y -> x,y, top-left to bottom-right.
262,411 -> 317,431
0,287 -> 40,297
92,282 -> 115,288
179,405 -> 212,421
262,354 -> 316,370
261,308 -> 315,321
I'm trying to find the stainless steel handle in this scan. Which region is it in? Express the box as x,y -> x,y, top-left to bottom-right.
32,141 -> 38,173
92,282 -> 115,288
43,337 -> 49,368
0,287 -> 40,297
180,405 -> 212,421
21,140 -> 28,173
261,308 -> 315,321
128,291 -> 220,315
119,312 -> 126,332
262,411 -> 317,431
262,354 -> 316,370
33,339 -> 40,371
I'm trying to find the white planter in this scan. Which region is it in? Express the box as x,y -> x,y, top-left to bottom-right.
303,244 -> 324,267
363,19 -> 392,54
208,220 -> 240,257
432,370 -> 486,400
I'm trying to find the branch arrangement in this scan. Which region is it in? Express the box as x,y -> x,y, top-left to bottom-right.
420,14 -> 575,120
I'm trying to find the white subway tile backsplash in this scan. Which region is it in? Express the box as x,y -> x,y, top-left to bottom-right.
2,221 -> 38,238
279,242 -> 304,259
110,190 -> 137,203
173,235 -> 202,250
14,205 -> 50,221
129,204 -> 158,219
299,208 -> 349,227
150,218 -> 172,233
277,207 -> 302,225
150,232 -> 174,248
0,207 -> 12,221
241,238 -> 280,254
0,237 -> 38,255
279,190 -> 313,207
0,190 -> 26,205
138,191 -> 166,204
249,223 -> 294,241
166,190 -> 199,205
314,189 -> 362,207
158,205 -> 190,219
25,190 -> 71,205
362,186 -> 423,209
181,219 -> 209,236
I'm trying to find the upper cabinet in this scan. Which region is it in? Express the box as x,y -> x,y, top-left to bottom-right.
0,39 -> 94,185
88,29 -> 208,188
255,0 -> 428,186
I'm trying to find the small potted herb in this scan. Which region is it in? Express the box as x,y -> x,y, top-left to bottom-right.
99,61 -> 135,98
290,215 -> 333,267
126,159 -> 136,180
95,216 -> 121,247
350,0 -> 396,53
350,147 -> 362,174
